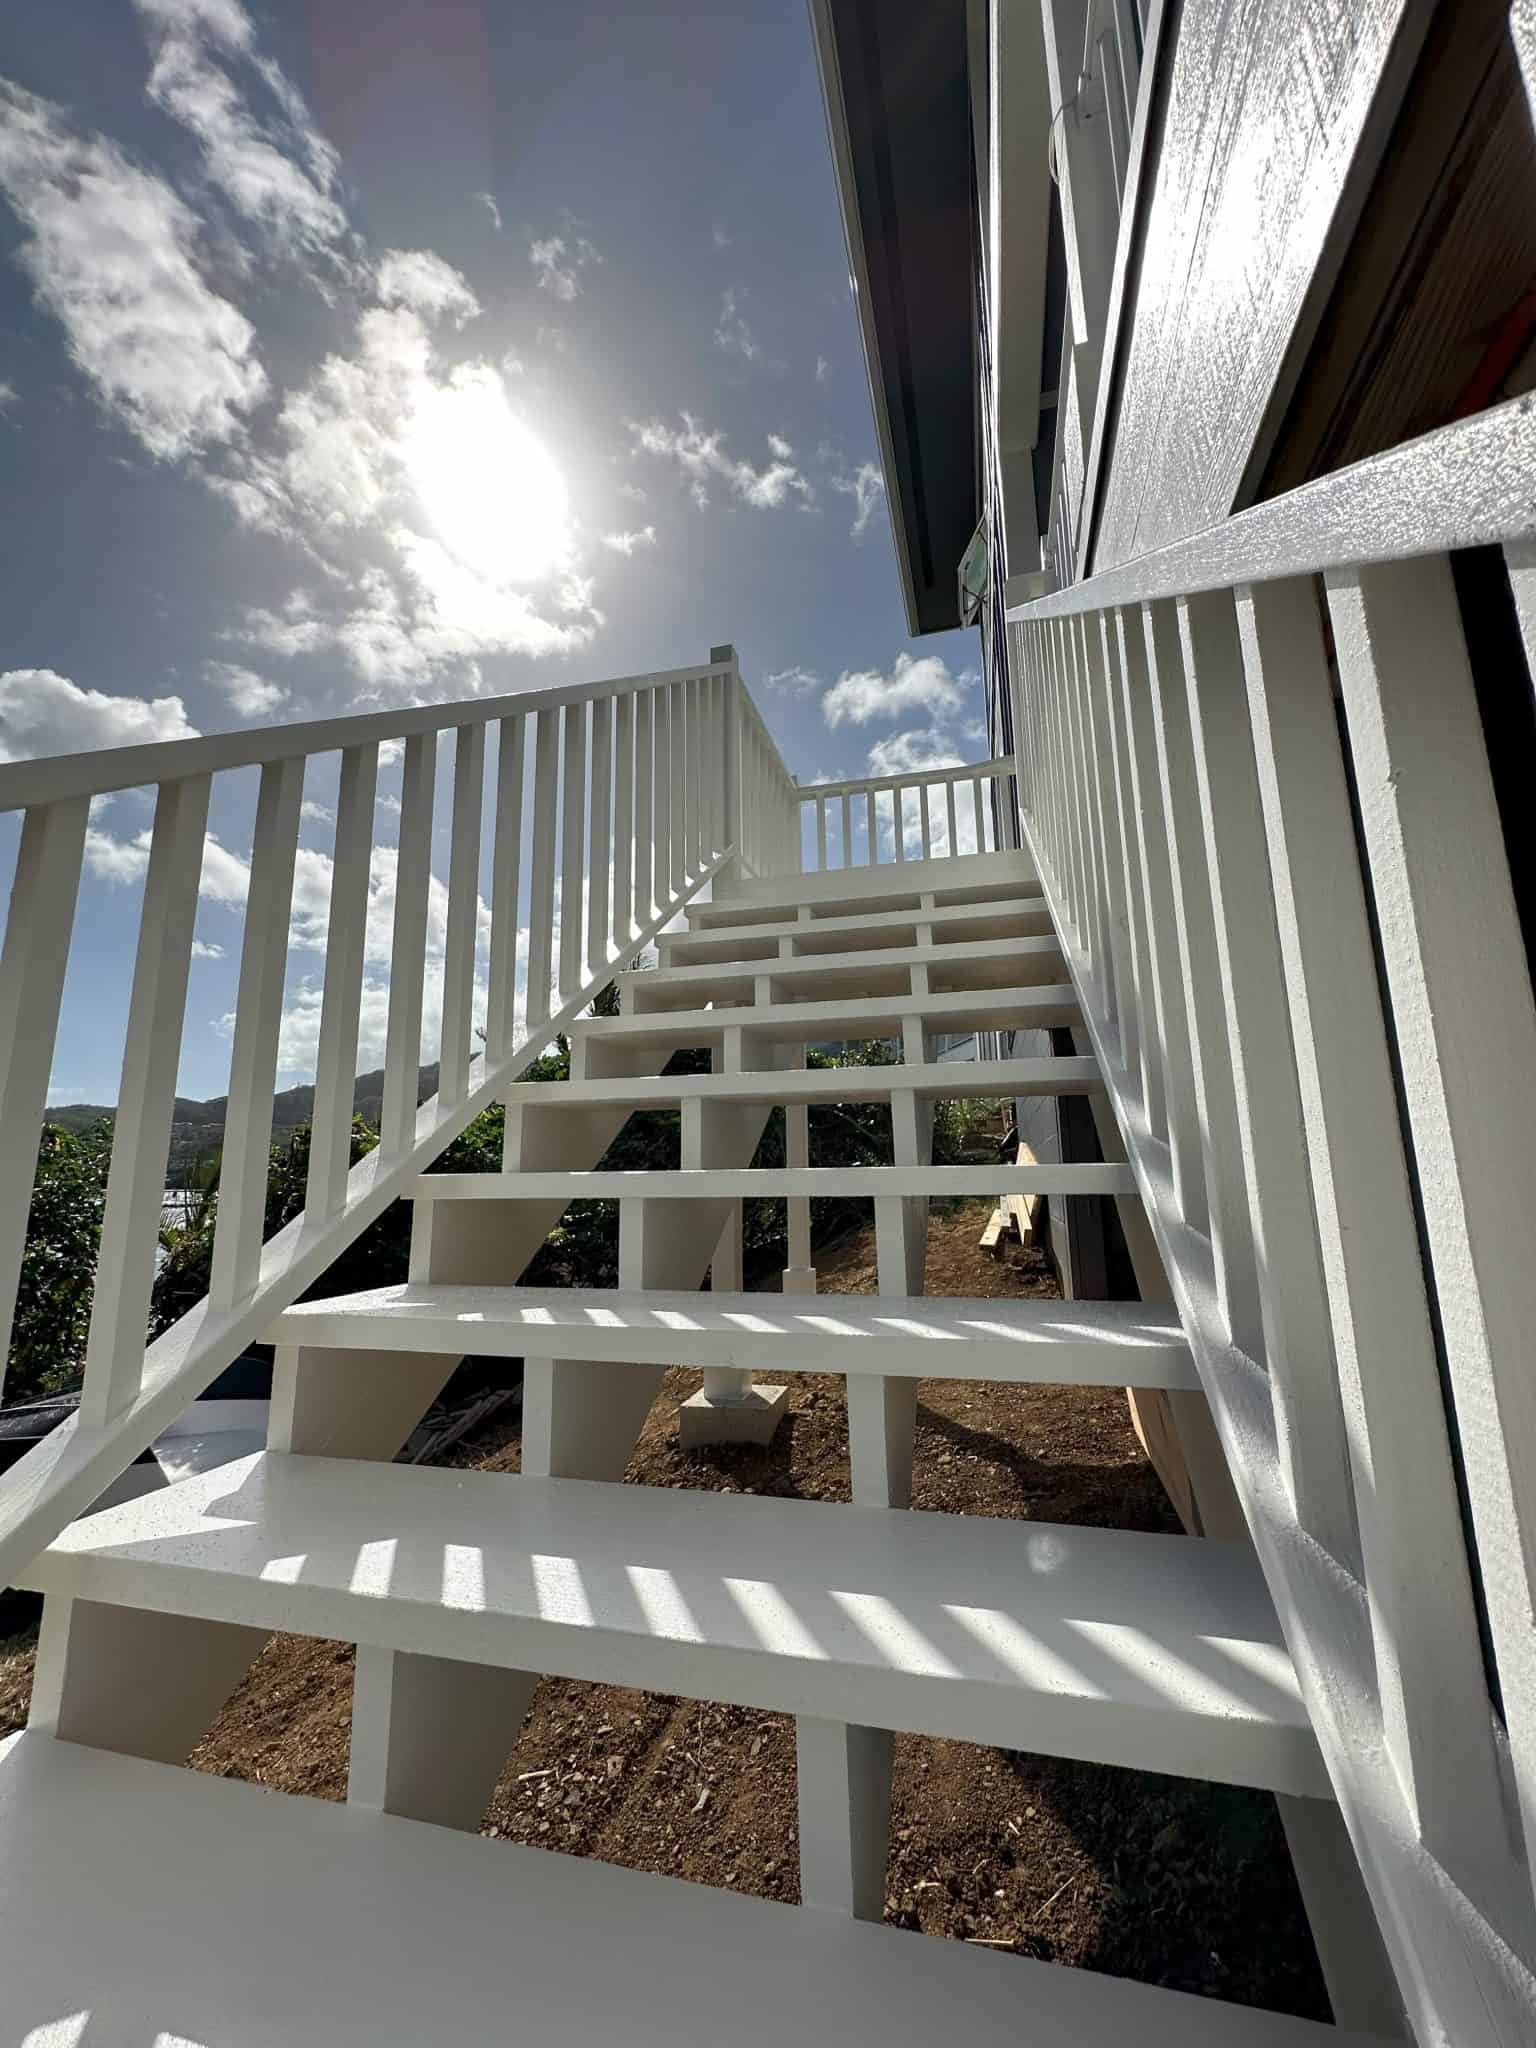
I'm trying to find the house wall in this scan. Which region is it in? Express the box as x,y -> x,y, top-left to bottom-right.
1090,0 -> 1434,571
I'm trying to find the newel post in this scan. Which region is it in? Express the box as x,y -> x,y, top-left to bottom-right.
713,643 -> 741,887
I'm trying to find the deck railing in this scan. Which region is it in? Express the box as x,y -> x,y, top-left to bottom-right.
1007,394 -> 1536,2046
797,756 -> 1020,872
0,653 -> 774,1584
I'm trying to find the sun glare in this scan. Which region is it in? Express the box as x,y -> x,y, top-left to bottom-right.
404,370 -> 569,586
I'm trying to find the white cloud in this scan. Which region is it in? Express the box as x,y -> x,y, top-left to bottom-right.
599,525 -> 657,555
821,652 -> 967,728
815,355 -> 831,385
205,659 -> 287,716
715,288 -> 763,364
865,726 -> 965,777
529,233 -> 600,301
376,248 -> 479,327
632,415 -> 814,511
0,378 -> 16,412
473,190 -> 502,232
765,664 -> 820,695
711,225 -> 732,250
190,938 -> 225,958
830,459 -> 886,539
0,668 -> 199,760
299,799 -> 334,824
0,81 -> 266,460
81,822 -> 249,901
133,0 -> 351,268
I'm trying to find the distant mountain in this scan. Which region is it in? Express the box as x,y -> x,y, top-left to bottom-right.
50,1063 -> 443,1185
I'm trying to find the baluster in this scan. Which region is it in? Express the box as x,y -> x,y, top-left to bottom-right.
1098,616 -> 1162,1132
1077,616 -> 1123,1039
559,700 -> 588,1002
945,777 -> 958,860
525,710 -> 560,1030
919,782 -> 933,859
864,788 -> 876,866
891,785 -> 906,861
306,744 -> 379,1221
0,795 -> 89,1392
210,754 -> 305,1304
438,723 -> 485,1110
635,688 -> 655,921
970,773 -> 985,860
1142,599 -> 1260,1350
652,685 -> 671,911
669,680 -> 687,898
613,694 -> 635,951
1178,587 -> 1357,1566
1324,555 -> 1536,1883
376,734 -> 435,1154
840,792 -> 852,870
689,676 -> 704,873
485,716 -> 525,1059
79,774 -> 210,1424
816,796 -> 828,872
587,695 -> 613,977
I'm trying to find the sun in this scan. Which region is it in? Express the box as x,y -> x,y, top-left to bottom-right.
403,368 -> 570,587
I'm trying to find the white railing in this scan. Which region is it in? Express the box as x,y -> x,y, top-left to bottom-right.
734,682 -> 800,879
797,756 -> 1020,872
0,653 -> 754,1584
1007,395 -> 1536,2045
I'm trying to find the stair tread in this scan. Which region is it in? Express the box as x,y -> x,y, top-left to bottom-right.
25,1452 -> 1327,1794
408,1164 -> 1139,1199
502,1056 -> 1104,1107
270,1285 -> 1200,1388
632,933 -> 1064,981
0,1732 -> 1367,2048
567,983 -> 1081,1041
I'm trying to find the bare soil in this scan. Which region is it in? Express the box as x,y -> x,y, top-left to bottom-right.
0,1201 -> 1329,2021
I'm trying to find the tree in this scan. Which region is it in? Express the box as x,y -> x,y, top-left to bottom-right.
4,1121 -> 112,1407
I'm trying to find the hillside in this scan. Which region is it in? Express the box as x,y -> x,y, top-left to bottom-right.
50,1063 -> 443,1184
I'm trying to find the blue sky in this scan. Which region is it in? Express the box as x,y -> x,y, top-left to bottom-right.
0,0 -> 982,1105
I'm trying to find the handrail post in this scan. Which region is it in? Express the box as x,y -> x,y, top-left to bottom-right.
713,644 -> 741,887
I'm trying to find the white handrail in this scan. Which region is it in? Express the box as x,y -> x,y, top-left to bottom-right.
1006,401 -> 1536,2044
0,654 -> 741,1581
796,755 -> 1021,871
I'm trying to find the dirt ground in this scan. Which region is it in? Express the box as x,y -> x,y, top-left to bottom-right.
0,1201 -> 1329,2021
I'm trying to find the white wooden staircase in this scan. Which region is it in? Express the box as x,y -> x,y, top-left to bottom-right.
0,651 -> 1417,2042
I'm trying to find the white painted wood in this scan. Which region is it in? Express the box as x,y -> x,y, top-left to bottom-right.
349,1644 -> 534,1830
652,683 -> 671,914
273,1287 -> 1198,1393
634,684 -> 655,921
663,893 -> 1049,962
1099,611 -> 1162,1130
268,1341 -> 455,1463
412,1163 -> 1137,1203
503,1056 -> 1101,1111
559,699 -> 588,1004
439,722 -> 486,1109
0,794 -> 88,1386
209,756 -> 304,1308
854,1085 -> 932,1506
0,1730 -> 1371,2048
586,691 -> 612,976
80,774 -> 211,1426
379,733 -> 434,1154
524,709 -> 560,1030
305,744 -> 379,1219
1115,605 -> 1205,1230
816,794 -> 829,872
1326,556 -> 1536,1891
1277,1793 -> 1407,2037
484,716 -> 524,1060
26,1594 -> 266,1766
27,1450 -> 1326,1792
1142,598 -> 1261,1352
0,847 -> 730,1591
797,1717 -> 893,1921
612,691 -> 635,946
1177,587 -> 1358,1569
670,678 -> 688,893
628,933 -> 1065,1010
568,983 -> 1080,1052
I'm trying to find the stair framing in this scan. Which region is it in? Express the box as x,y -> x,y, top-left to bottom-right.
2,706 -> 1401,2039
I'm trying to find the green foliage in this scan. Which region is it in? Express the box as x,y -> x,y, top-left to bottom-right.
5,1122 -> 112,1406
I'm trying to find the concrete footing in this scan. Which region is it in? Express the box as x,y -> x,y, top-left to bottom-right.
679,1383 -> 790,1448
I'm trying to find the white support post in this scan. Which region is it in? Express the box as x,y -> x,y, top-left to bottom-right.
587,692 -> 613,979
379,732 -> 434,1153
210,755 -> 304,1308
80,773 -> 212,1426
1324,556 -> 1536,1891
525,709 -> 559,1030
307,744 -> 378,1221
796,1716 -> 894,1923
783,1099 -> 816,1294
484,716 -> 525,1061
0,794 -> 89,1389
558,699 -> 587,1007
1177,587 -> 1359,1569
1142,599 -> 1261,1354
850,1082 -> 930,1507
439,722 -> 486,1110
